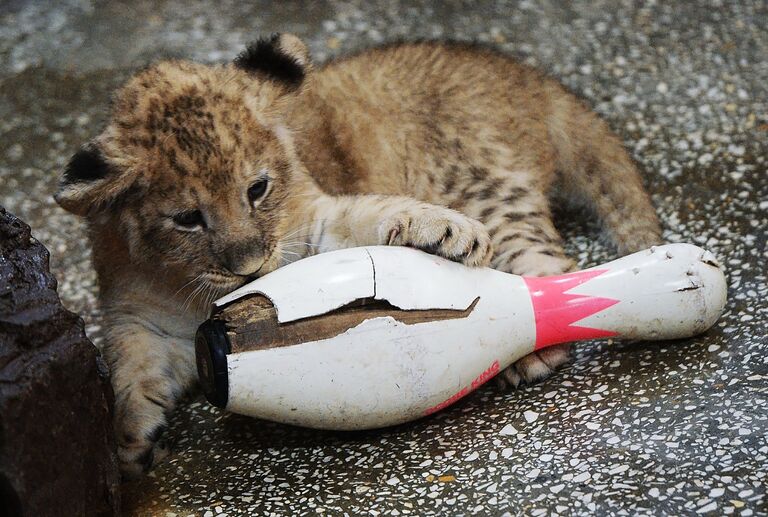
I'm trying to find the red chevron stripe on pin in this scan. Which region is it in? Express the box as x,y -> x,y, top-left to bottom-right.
523,269 -> 619,349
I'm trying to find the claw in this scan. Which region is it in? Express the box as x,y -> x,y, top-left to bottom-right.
387,227 -> 400,245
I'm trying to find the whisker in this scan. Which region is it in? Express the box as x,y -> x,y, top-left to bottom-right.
281,224 -> 314,240
281,240 -> 322,248
173,273 -> 204,298
197,284 -> 212,313
182,281 -> 205,313
201,284 -> 218,312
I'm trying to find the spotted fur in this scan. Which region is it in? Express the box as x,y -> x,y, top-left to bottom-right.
56,34 -> 661,477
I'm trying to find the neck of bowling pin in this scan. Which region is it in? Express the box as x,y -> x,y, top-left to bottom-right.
523,270 -> 619,350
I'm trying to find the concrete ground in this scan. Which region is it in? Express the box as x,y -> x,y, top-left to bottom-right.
1,1 -> 766,515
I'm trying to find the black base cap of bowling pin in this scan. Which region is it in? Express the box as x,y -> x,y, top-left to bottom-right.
195,319 -> 230,408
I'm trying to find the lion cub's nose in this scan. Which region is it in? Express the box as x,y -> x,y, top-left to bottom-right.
221,238 -> 267,277
224,255 -> 265,277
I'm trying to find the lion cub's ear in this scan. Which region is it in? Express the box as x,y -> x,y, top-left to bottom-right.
233,33 -> 311,90
54,143 -> 136,217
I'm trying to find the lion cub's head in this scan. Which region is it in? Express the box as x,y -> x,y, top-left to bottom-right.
56,34 -> 312,301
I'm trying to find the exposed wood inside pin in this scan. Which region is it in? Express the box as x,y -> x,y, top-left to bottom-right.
216,294 -> 480,353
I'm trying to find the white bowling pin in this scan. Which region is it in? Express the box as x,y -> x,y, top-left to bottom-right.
196,243 -> 726,430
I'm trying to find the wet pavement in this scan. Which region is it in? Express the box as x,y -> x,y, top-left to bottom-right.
1,1 -> 766,515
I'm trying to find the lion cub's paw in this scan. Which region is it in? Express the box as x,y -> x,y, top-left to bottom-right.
114,391 -> 172,479
118,438 -> 170,480
379,206 -> 493,267
496,344 -> 572,389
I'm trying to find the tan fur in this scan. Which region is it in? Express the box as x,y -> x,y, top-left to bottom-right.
56,35 -> 660,477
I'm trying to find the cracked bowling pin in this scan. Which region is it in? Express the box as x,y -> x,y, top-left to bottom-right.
195,243 -> 727,430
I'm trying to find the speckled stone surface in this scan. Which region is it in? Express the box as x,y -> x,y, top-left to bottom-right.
1,1 -> 766,515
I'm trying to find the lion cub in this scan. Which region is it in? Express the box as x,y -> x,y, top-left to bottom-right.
56,34 -> 660,477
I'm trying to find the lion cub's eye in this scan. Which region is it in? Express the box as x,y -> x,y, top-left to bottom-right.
172,210 -> 206,231
248,178 -> 269,206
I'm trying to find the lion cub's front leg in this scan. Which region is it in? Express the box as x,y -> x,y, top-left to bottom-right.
104,320 -> 197,478
308,194 -> 493,267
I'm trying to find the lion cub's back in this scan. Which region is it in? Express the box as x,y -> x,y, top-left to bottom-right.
316,41 -> 540,113
298,41 -> 554,197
